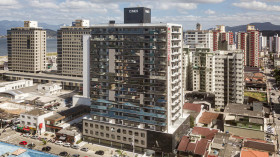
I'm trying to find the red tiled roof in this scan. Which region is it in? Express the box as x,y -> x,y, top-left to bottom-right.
183,103 -> 202,113
192,127 -> 218,140
177,136 -> 189,151
246,138 -> 267,143
177,136 -> 210,156
198,112 -> 219,125
195,138 -> 209,155
241,148 -> 269,157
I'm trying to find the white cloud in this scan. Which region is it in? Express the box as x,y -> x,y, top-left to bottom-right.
0,0 -> 18,5
204,9 -> 215,15
29,0 -> 59,9
89,0 -> 223,3
233,1 -> 280,12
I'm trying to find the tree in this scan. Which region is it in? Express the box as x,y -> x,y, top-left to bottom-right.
116,149 -> 127,157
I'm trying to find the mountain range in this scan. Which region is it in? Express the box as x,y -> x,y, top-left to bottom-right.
1,20 -> 280,37
0,20 -> 62,37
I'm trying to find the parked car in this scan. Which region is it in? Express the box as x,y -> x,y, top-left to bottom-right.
63,143 -> 71,147
95,150 -> 104,155
42,146 -> 51,151
72,154 -> 80,157
80,147 -> 88,152
71,144 -> 79,149
19,141 -> 27,145
31,135 -> 38,139
27,143 -> 36,148
23,133 -> 30,137
59,151 -> 68,156
55,141 -> 63,145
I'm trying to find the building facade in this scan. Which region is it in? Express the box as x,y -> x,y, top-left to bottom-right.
7,21 -> 46,73
236,25 -> 260,67
184,49 -> 244,109
82,9 -> 190,155
57,19 -> 91,77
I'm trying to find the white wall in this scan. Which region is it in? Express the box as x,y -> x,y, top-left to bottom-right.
72,95 -> 91,106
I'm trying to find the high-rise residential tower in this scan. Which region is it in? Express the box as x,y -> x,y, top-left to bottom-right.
82,7 -> 189,156
57,19 -> 91,77
236,24 -> 259,67
7,21 -> 46,73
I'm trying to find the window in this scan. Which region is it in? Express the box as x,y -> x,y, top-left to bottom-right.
90,123 -> 93,128
141,133 -> 145,138
85,122 -> 88,127
95,124 -> 99,129
85,129 -> 88,134
33,123 -> 36,126
106,126 -> 109,131
141,140 -> 145,145
21,115 -> 25,118
101,132 -> 104,137
95,131 -> 99,136
21,121 -> 25,124
122,129 -> 126,134
117,136 -> 121,140
123,137 -> 127,141
27,116 -> 31,119
33,117 -> 37,120
117,129 -> 121,133
90,130 -> 93,134
27,122 -> 31,125
135,132 -> 139,136
106,133 -> 109,138
135,139 -> 139,144
111,134 -> 115,139
100,125 -> 104,130
129,131 -> 132,135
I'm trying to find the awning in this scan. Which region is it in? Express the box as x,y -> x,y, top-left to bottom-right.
17,126 -> 23,130
59,136 -> 66,140
23,128 -> 30,131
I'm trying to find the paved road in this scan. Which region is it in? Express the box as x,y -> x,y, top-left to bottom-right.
0,128 -> 141,157
265,60 -> 280,151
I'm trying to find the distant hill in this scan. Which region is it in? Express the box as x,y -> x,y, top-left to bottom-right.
225,22 -> 280,33
0,20 -> 61,37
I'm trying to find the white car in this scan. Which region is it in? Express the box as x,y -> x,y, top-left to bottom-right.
23,133 -> 30,137
55,141 -> 63,145
71,144 -> 80,149
63,143 -> 71,147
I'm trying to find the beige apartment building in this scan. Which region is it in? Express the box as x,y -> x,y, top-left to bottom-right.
7,21 -> 46,73
57,19 -> 91,77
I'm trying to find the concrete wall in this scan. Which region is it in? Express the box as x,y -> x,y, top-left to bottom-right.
72,95 -> 91,106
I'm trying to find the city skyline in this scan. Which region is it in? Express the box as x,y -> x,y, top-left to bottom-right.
1,0 -> 280,29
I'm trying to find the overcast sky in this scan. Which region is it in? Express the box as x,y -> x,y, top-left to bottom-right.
1,0 -> 280,29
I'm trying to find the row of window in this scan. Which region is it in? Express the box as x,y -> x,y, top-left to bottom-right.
21,115 -> 37,120
84,123 -> 145,137
84,129 -> 145,145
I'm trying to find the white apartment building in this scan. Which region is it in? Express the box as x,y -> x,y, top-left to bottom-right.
7,21 -> 46,73
185,23 -> 213,51
57,19 -> 91,77
259,33 -> 267,51
0,80 -> 33,92
19,109 -> 54,134
184,49 -> 244,109
37,83 -> 62,95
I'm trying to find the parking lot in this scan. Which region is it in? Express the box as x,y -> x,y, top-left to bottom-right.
0,128 -> 140,157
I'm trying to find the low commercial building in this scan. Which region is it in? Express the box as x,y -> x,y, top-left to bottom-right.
19,109 -> 54,134
56,126 -> 81,144
0,80 -> 33,92
224,103 -> 266,140
241,148 -> 269,157
243,139 -> 276,155
183,103 -> 203,125
245,72 -> 266,90
45,105 -> 90,133
198,112 -> 223,129
37,83 -> 62,95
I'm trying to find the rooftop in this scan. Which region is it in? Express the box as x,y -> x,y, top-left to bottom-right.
241,148 -> 269,157
191,127 -> 218,140
198,112 -> 220,125
24,109 -> 49,116
224,103 -> 263,118
243,140 -> 276,152
177,136 -> 209,156
183,103 -> 201,113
